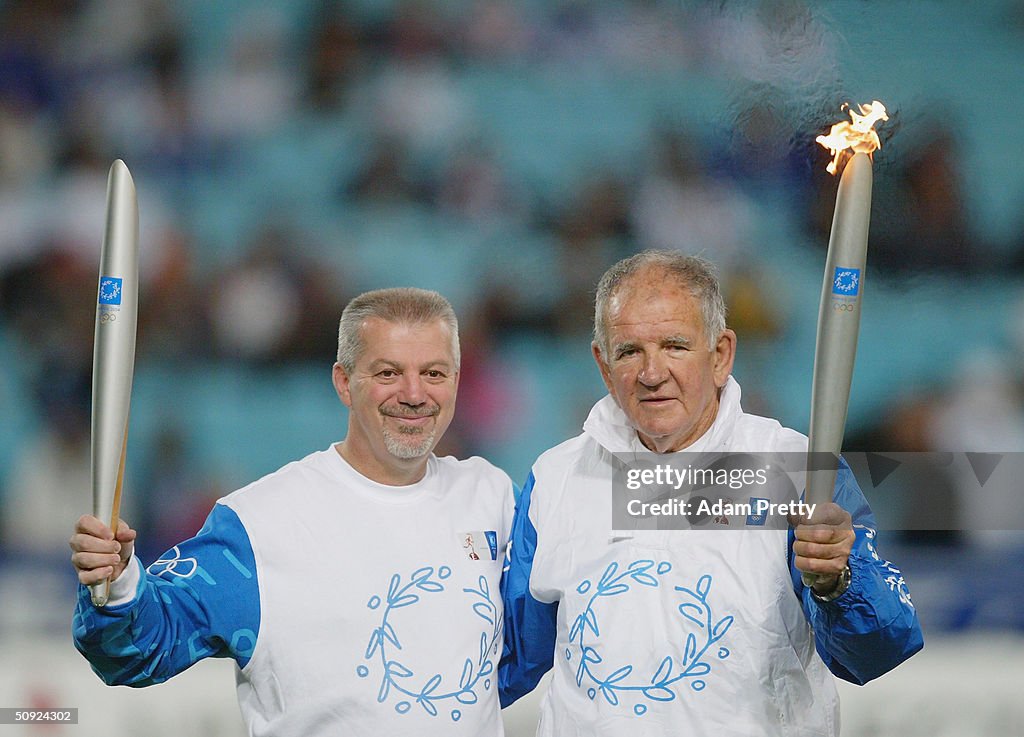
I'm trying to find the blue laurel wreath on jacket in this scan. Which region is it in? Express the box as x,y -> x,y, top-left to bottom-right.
567,560 -> 734,715
360,565 -> 501,721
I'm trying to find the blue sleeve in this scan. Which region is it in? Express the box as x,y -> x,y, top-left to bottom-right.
498,471 -> 558,707
72,502 -> 260,686
789,459 -> 924,684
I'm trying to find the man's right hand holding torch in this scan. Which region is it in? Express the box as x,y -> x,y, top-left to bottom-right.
70,515 -> 137,589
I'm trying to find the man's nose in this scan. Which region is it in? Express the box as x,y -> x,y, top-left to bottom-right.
637,352 -> 668,387
398,373 -> 427,405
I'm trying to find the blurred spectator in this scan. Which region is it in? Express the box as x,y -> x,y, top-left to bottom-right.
596,1 -> 693,71
434,140 -> 524,223
136,227 -> 213,363
0,360 -> 130,556
536,2 -> 601,65
470,279 -> 556,338
551,174 -> 630,336
369,58 -> 469,155
461,0 -> 534,61
208,225 -> 347,364
631,127 -> 756,265
304,10 -> 366,113
385,1 -> 450,61
0,102 -> 55,190
192,7 -> 299,143
886,125 -> 976,271
141,33 -> 208,181
882,391 -> 963,546
280,257 -> 351,363
930,354 -> 1024,546
932,353 -> 1024,453
346,135 -> 428,204
0,0 -> 67,117
0,247 -> 94,365
59,0 -> 198,177
721,262 -> 783,341
366,3 -> 469,157
209,234 -> 303,364
0,128 -> 173,293
62,0 -> 175,68
710,88 -> 814,206
695,0 -> 839,99
444,303 -> 526,455
133,424 -> 223,560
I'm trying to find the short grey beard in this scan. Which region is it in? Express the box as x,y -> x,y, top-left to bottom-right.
382,426 -> 436,460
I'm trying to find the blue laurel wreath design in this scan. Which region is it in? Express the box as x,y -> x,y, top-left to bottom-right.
567,560 -> 733,715
361,565 -> 501,721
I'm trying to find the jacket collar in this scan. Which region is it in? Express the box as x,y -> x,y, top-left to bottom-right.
582,375 -> 742,455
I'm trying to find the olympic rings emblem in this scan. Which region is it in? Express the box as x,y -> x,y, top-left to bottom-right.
832,303 -> 856,312
99,313 -> 117,322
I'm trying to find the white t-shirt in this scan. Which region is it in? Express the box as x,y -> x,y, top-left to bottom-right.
75,447 -> 515,737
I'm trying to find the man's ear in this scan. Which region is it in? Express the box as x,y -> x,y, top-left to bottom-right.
592,341 -> 614,395
332,362 -> 353,408
713,329 -> 737,388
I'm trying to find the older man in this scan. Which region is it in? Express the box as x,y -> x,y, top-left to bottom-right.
500,251 -> 922,735
71,288 -> 514,737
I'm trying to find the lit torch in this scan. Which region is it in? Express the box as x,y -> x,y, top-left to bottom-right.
804,102 -> 888,586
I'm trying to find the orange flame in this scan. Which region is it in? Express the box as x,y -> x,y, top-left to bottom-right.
816,100 -> 889,175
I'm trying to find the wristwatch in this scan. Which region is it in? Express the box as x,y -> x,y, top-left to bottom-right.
811,564 -> 851,603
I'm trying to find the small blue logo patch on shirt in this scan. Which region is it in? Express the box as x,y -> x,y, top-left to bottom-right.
98,276 -> 123,305
831,267 -> 860,296
746,498 -> 769,526
484,531 -> 498,560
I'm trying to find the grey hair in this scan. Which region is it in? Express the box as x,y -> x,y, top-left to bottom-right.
593,250 -> 727,354
336,288 -> 460,372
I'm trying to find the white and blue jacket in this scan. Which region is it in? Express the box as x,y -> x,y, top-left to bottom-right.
74,447 -> 515,737
499,377 -> 923,736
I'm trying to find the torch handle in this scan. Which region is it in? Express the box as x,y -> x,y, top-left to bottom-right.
89,420 -> 129,606
803,152 -> 873,588
91,580 -> 110,607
